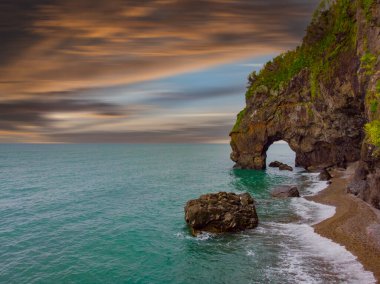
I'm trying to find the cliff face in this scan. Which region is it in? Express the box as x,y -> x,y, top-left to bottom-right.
230,0 -> 380,208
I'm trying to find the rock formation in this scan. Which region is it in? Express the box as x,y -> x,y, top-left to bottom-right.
271,186 -> 300,198
230,0 -> 380,209
184,192 -> 258,236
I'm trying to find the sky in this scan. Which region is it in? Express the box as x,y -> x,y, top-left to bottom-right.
0,0 -> 319,143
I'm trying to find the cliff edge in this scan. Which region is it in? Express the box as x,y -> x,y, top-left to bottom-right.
230,0 -> 380,208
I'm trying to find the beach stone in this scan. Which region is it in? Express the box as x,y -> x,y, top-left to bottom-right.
184,192 -> 258,236
271,185 -> 300,198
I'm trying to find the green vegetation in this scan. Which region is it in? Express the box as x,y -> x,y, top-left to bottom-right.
361,52 -> 377,75
232,108 -> 246,132
306,103 -> 314,118
365,120 -> 380,147
245,0 -> 356,99
370,99 -> 378,113
368,82 -> 380,114
362,0 -> 375,21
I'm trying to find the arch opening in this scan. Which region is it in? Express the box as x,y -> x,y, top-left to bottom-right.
265,140 -> 296,169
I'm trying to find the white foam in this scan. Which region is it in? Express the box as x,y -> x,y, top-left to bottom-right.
246,249 -> 255,257
195,232 -> 214,241
278,172 -> 376,283
281,222 -> 375,283
175,231 -> 215,241
291,197 -> 335,225
257,221 -> 375,283
301,173 -> 329,196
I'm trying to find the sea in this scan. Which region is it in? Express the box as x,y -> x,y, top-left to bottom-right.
0,143 -> 376,283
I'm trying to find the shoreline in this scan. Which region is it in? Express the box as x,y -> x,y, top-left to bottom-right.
307,163 -> 380,282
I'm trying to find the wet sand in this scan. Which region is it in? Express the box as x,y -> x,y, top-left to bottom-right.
308,164 -> 380,282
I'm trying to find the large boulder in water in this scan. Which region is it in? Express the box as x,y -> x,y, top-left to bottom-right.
271,185 -> 300,198
184,192 -> 258,236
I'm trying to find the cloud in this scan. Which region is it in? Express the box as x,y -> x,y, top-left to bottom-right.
0,98 -> 130,131
48,122 -> 233,143
0,0 -> 319,142
144,85 -> 243,105
0,0 -> 318,99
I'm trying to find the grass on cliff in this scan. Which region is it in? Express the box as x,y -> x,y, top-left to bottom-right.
232,108 -> 246,132
234,0 -> 371,132
361,52 -> 377,75
365,120 -> 380,147
245,0 -> 356,100
362,0 -> 375,21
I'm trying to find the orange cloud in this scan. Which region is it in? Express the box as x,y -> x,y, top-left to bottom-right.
0,0 -> 319,142
0,0 -> 318,100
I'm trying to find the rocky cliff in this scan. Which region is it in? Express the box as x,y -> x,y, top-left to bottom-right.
230,0 -> 380,208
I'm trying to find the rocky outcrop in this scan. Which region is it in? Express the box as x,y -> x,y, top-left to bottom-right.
184,192 -> 258,236
271,186 -> 300,198
349,160 -> 380,209
230,0 -> 380,209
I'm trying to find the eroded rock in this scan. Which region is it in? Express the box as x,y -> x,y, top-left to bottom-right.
184,192 -> 258,236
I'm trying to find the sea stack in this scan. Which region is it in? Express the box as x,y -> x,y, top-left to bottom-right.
184,192 -> 258,236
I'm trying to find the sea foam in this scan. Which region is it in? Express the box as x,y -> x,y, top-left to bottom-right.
284,173 -> 376,283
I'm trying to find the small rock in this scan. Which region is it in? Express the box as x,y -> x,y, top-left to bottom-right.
184,192 -> 258,236
271,185 -> 300,198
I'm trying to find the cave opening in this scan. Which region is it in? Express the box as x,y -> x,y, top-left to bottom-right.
265,140 -> 296,169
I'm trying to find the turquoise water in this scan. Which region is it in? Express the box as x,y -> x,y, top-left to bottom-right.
0,144 -> 375,283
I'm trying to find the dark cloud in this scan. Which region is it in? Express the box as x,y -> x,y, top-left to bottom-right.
0,98 -> 127,131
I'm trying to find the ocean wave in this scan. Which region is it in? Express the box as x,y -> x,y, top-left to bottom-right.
175,231 -> 215,241
277,172 -> 377,283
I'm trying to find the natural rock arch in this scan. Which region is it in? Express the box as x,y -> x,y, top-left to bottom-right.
229,0 -> 380,208
230,68 -> 364,170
